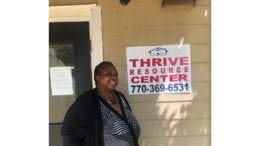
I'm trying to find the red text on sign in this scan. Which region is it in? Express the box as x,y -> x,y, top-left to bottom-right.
131,74 -> 188,83
129,57 -> 189,67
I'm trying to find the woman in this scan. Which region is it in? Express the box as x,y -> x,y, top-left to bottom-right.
61,61 -> 140,146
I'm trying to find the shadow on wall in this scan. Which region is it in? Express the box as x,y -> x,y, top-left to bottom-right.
127,82 -> 211,146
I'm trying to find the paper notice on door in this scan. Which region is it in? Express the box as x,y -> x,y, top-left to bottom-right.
50,67 -> 74,96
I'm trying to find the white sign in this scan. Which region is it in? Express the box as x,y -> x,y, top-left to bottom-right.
126,44 -> 192,95
50,67 -> 74,96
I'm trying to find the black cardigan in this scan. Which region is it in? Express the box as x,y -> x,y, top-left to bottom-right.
61,88 -> 138,146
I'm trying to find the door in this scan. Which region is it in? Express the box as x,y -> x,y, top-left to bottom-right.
49,22 -> 91,146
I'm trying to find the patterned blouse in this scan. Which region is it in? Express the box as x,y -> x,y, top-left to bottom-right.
99,94 -> 140,146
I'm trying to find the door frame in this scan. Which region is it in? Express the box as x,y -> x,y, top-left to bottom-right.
49,4 -> 103,87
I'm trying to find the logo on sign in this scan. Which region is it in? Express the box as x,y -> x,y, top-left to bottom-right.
148,47 -> 168,56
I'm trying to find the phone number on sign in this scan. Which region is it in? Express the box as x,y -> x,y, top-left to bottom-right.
130,83 -> 189,93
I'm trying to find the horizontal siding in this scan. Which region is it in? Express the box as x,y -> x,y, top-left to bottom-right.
99,0 -> 146,9
103,6 -> 210,27
139,119 -> 210,137
190,44 -> 211,62
191,63 -> 211,81
195,0 -> 211,5
139,136 -> 210,146
132,101 -> 210,120
99,0 -> 210,9
103,25 -> 210,47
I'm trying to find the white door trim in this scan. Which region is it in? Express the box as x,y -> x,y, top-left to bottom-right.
49,4 -> 103,88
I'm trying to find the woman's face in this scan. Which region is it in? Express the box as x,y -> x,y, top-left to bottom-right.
96,65 -> 119,90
